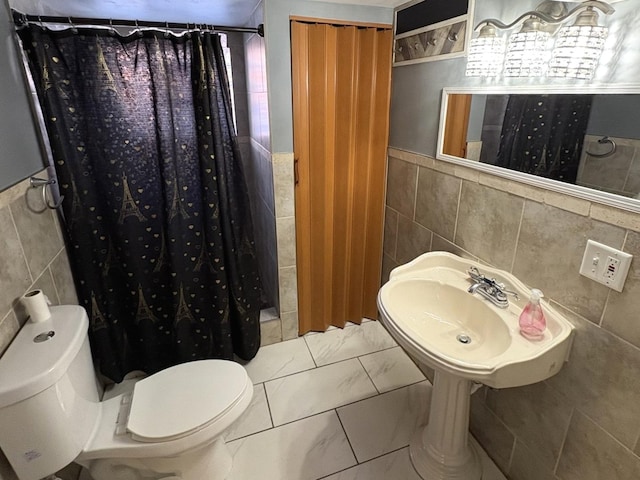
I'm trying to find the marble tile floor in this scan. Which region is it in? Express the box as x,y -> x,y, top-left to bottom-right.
226,320 -> 508,480
75,320 -> 506,480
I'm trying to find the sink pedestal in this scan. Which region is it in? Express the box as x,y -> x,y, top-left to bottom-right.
410,370 -> 481,480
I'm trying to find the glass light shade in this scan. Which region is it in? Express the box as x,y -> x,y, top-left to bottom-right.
465,35 -> 506,77
547,25 -> 608,79
503,30 -> 552,77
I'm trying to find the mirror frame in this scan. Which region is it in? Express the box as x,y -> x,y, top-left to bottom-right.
437,85 -> 640,214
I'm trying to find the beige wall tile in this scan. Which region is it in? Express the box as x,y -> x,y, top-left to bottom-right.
383,207 -> 398,259
280,311 -> 298,341
556,411 -> 640,480
415,167 -> 460,241
10,199 -> 64,281
0,310 -> 19,356
478,172 -> 545,203
50,250 -> 79,306
0,207 -> 32,316
273,153 -> 294,218
455,181 -> 523,271
453,165 -> 480,183
276,216 -> 296,268
508,440 -> 557,480
546,306 -> 640,449
381,253 -> 398,285
485,382 -> 572,467
395,214 -> 432,265
430,159 -> 457,176
543,190 -> 591,216
388,148 -> 435,169
469,393 -> 515,473
13,268 -> 58,325
601,231 -> 640,347
278,266 -> 298,313
590,204 -> 640,233
578,144 -> 635,192
430,234 -> 478,261
513,201 -> 626,323
0,175 -> 34,211
260,318 -> 282,347
386,157 -> 417,219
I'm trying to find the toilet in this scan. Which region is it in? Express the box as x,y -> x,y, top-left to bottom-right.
0,305 -> 253,480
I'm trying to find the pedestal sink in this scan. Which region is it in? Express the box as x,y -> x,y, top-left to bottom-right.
377,252 -> 575,480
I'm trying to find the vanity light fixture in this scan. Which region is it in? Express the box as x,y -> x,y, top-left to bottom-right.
466,0 -> 614,79
465,24 -> 505,77
547,7 -> 609,79
503,16 -> 552,77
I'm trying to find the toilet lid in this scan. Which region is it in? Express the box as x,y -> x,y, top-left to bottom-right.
127,359 -> 249,442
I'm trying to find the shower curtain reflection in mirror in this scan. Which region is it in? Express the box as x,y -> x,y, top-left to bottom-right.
18,26 -> 262,382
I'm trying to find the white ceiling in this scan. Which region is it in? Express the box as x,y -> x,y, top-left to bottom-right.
8,0 -> 405,26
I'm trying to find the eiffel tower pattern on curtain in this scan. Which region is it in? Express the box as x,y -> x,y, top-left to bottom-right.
19,27 -> 263,382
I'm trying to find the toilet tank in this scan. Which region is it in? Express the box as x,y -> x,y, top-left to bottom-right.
0,305 -> 100,480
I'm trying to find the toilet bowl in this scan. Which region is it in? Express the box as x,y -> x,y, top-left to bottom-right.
0,305 -> 253,480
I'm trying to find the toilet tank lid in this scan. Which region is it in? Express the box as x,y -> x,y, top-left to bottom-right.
0,305 -> 89,408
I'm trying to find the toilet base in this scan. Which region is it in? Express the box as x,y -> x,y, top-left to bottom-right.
85,437 -> 232,480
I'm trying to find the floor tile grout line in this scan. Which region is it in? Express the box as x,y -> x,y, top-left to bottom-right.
302,333 -> 319,368
261,381 -> 276,431
357,356 -> 381,395
311,344 -> 399,369
259,355 -> 365,387
315,445 -> 413,479
334,408 -> 359,469
226,408 -> 349,445
268,379 -> 429,430
252,363 -> 317,386
270,387 -> 380,429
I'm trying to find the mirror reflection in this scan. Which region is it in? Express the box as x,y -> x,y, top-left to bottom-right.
442,93 -> 640,199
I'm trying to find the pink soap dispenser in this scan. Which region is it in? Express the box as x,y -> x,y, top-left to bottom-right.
519,289 -> 546,340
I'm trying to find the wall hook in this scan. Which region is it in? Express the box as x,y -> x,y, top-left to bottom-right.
30,176 -> 64,209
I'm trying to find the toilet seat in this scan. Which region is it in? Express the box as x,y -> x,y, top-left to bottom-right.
127,360 -> 249,443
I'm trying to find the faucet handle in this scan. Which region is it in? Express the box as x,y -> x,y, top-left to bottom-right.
501,288 -> 519,300
468,266 -> 519,300
468,266 -> 485,282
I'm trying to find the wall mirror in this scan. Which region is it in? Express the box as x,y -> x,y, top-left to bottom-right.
437,87 -> 640,213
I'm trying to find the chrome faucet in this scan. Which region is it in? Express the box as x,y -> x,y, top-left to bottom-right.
467,266 -> 519,308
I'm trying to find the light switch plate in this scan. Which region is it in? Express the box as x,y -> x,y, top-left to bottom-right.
579,239 -> 633,292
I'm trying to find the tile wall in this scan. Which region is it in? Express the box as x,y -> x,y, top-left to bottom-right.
383,147 -> 640,480
0,173 -> 79,480
243,2 -> 299,344
577,135 -> 640,199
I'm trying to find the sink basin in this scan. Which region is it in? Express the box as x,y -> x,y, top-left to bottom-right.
383,279 -> 512,363
378,252 -> 575,389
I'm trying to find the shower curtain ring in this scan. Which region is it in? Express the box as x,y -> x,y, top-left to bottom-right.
109,18 -> 115,36
68,17 -> 78,34
165,21 -> 170,38
30,176 -> 64,209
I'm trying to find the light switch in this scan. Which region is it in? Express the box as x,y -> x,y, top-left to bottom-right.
579,240 -> 633,292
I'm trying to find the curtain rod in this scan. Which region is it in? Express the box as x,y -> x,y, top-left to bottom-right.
11,9 -> 265,37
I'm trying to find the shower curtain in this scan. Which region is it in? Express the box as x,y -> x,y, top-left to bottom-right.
495,94 -> 593,183
19,26 -> 261,382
